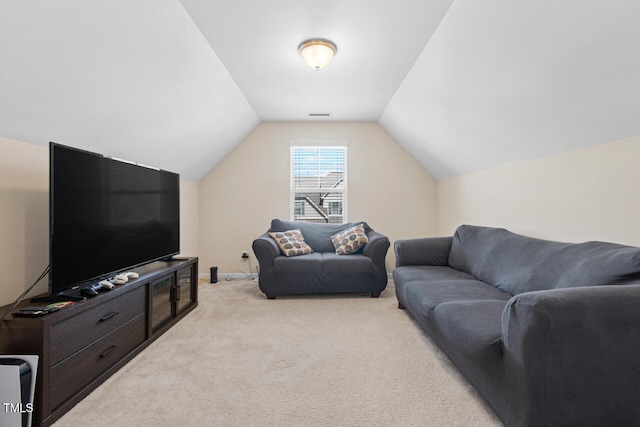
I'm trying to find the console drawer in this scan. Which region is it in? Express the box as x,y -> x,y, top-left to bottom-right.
50,313 -> 146,410
50,286 -> 146,365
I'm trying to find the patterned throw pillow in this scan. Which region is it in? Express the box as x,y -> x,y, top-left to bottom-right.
331,224 -> 369,255
269,229 -> 314,257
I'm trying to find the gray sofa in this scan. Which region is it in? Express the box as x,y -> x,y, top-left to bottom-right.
394,225 -> 640,426
253,219 -> 390,299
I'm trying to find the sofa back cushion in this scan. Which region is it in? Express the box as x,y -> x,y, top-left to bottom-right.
269,219 -> 372,253
448,225 -> 640,295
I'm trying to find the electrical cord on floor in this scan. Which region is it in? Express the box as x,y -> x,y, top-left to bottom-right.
222,256 -> 259,281
0,265 -> 50,335
247,257 -> 255,280
223,271 -> 254,281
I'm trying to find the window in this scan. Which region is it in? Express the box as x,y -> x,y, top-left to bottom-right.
291,146 -> 346,224
294,200 -> 305,216
328,201 -> 342,215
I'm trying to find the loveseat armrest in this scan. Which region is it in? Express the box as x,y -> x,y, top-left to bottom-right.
252,233 -> 281,269
394,236 -> 452,267
501,284 -> 640,426
362,231 -> 391,266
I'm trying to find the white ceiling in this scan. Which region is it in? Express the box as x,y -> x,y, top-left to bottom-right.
1,1 -> 639,181
380,0 -> 640,179
180,0 -> 453,121
0,1 -> 259,181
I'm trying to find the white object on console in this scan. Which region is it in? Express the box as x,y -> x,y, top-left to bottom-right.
98,280 -> 115,290
125,272 -> 139,279
113,274 -> 128,284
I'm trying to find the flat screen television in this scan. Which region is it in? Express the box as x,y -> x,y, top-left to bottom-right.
48,142 -> 180,297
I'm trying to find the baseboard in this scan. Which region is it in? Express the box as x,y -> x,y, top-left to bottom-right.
199,272 -> 257,282
201,272 -> 389,281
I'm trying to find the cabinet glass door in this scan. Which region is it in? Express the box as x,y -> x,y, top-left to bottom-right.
176,266 -> 194,314
152,274 -> 174,331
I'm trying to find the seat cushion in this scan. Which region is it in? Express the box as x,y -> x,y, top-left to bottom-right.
394,266 -> 511,329
272,253 -> 323,273
431,300 -> 509,418
321,253 -> 379,293
433,300 -> 506,356
322,253 -> 375,274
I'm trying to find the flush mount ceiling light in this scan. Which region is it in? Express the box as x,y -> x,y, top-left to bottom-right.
298,39 -> 337,70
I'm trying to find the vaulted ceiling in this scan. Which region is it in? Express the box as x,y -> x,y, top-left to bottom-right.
1,1 -> 639,181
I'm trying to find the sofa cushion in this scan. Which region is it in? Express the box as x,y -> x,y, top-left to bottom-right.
394,266 -> 511,326
448,225 -> 640,295
433,300 -> 506,356
269,229 -> 313,257
322,252 -> 375,274
331,223 -> 368,255
432,300 -> 509,418
272,252 -> 323,273
270,219 -> 372,252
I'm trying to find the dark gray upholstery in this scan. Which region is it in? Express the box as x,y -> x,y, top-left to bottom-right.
394,225 -> 640,426
448,225 -> 640,295
502,285 -> 640,426
434,300 -> 509,419
253,219 -> 390,298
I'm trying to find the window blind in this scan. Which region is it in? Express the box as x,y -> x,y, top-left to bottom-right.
290,146 -> 346,224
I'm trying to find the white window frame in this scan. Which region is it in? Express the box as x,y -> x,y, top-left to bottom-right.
290,144 -> 347,224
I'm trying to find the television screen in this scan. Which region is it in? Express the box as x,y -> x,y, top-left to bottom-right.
50,142 -> 180,295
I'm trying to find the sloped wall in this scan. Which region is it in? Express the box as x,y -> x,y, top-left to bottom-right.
199,122 -> 437,277
437,136 -> 640,246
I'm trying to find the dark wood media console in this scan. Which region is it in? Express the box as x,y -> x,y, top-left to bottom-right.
0,257 -> 198,427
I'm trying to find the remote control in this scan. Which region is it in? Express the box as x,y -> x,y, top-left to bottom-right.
13,306 -> 60,317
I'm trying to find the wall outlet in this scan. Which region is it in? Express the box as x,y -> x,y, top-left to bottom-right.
241,251 -> 249,259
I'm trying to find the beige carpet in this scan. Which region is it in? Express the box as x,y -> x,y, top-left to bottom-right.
54,279 -> 502,427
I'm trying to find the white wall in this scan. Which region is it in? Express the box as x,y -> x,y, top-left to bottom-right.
0,137 -> 49,306
199,122 -> 437,276
4,125 -> 636,305
437,136 -> 640,246
0,136 -> 200,306
179,180 -> 200,258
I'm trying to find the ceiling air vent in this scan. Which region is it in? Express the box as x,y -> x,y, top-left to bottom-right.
309,113 -> 330,117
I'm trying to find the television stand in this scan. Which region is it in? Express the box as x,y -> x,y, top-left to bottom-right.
0,257 -> 198,427
31,293 -> 86,303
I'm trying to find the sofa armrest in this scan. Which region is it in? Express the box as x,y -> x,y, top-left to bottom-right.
252,233 -> 281,270
363,231 -> 390,267
394,236 -> 452,267
501,284 -> 640,426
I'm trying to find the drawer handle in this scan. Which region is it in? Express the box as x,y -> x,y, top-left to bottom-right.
99,345 -> 118,358
99,311 -> 120,322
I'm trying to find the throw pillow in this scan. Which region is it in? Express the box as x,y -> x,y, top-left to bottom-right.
331,224 -> 369,255
269,229 -> 313,257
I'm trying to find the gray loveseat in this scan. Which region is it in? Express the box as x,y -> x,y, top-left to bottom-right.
394,225 -> 640,426
253,219 -> 390,299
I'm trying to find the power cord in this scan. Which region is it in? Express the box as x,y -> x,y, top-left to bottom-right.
222,256 -> 259,281
0,265 -> 50,335
223,271 -> 253,281
247,257 -> 255,280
